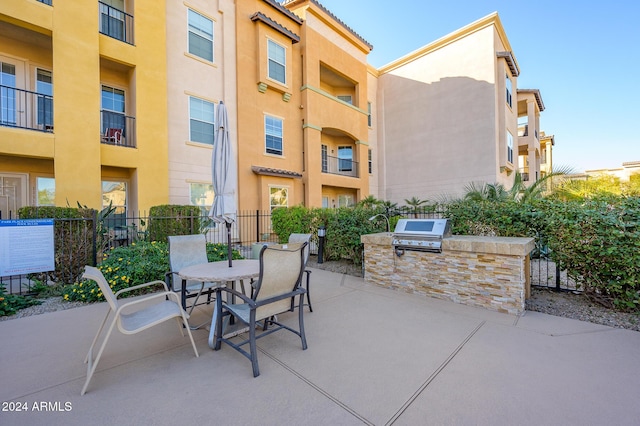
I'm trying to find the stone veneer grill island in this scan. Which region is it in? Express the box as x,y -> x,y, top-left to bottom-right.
361,233 -> 535,315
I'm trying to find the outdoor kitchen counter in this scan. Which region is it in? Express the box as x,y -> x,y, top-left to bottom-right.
361,233 -> 535,315
361,233 -> 535,256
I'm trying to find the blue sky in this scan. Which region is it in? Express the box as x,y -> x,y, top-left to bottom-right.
317,0 -> 640,172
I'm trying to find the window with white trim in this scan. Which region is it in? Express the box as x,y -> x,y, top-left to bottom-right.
189,97 -> 215,144
188,9 -> 213,62
102,180 -> 127,228
269,186 -> 288,212
189,182 -> 214,216
265,115 -> 283,155
337,95 -> 352,105
338,194 -> 354,208
101,85 -> 125,134
338,146 -> 353,172
267,40 -> 286,84
507,131 -> 514,164
36,177 -> 55,206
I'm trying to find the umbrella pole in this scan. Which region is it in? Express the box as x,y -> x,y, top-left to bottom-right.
226,221 -> 232,267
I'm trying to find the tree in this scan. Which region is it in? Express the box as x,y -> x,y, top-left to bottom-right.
404,196 -> 428,217
357,195 -> 381,209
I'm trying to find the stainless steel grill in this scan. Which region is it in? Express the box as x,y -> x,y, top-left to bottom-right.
392,218 -> 451,253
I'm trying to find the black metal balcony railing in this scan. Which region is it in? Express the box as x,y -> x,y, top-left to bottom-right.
37,0 -> 53,5
0,85 -> 53,133
322,155 -> 359,178
98,1 -> 134,45
101,110 -> 136,148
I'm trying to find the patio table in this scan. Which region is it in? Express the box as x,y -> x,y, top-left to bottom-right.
178,259 -> 260,348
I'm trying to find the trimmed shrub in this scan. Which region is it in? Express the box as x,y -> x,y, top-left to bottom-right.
542,196 -> 640,310
147,205 -> 204,243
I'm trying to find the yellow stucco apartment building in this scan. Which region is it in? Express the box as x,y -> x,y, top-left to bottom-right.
0,0 -> 552,220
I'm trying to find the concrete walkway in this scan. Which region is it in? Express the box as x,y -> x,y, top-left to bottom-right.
1,268 -> 640,425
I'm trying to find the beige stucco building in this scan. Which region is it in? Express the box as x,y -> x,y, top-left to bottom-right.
371,13 -> 524,203
1,1 -> 552,221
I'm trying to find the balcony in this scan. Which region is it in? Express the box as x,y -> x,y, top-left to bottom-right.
101,110 -> 136,148
0,85 -> 53,133
99,1 -> 134,45
322,155 -> 359,178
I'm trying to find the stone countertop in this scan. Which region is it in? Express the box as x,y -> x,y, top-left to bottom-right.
361,233 -> 535,256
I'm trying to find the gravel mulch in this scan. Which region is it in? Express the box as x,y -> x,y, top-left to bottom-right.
2,260 -> 639,332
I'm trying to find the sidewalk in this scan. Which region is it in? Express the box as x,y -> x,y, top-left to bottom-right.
1,267 -> 639,425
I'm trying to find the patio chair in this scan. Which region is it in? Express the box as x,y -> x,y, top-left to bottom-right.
80,265 -> 198,395
288,233 -> 313,312
166,234 -> 221,315
213,242 -> 308,377
103,127 -> 123,145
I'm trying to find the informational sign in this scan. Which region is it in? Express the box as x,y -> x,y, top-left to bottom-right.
0,219 -> 55,276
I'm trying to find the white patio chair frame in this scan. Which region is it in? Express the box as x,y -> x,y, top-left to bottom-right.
81,265 -> 198,395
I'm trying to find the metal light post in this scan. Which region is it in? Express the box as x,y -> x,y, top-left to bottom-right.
317,225 -> 326,264
368,214 -> 391,233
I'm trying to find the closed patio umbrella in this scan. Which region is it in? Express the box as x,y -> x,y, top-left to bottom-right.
208,101 -> 237,267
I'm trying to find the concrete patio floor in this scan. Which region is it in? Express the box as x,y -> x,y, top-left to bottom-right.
2,267 -> 640,425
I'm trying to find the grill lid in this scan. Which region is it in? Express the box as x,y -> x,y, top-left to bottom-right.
393,218 -> 451,239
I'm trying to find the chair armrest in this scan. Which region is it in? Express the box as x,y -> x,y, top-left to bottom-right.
216,286 -> 254,305
253,287 -> 306,308
115,280 -> 169,298
115,290 -> 182,315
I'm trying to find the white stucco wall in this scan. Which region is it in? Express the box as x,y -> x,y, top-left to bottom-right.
377,26 -> 505,203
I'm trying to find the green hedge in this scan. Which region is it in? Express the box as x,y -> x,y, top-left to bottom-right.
541,197 -> 640,310
147,205 -> 204,243
271,198 -> 640,312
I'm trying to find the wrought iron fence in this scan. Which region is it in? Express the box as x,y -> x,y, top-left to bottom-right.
0,85 -> 53,133
0,208 -> 576,294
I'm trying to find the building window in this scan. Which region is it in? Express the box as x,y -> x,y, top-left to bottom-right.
338,194 -> 354,208
505,74 -> 512,108
267,40 -> 286,84
337,95 -> 352,105
36,177 -> 55,206
367,102 -> 372,127
0,62 -> 16,125
269,186 -> 288,212
99,0 -> 126,42
507,131 -> 514,164
321,145 -> 328,172
368,149 -> 372,174
189,97 -> 215,144
102,180 -> 127,228
188,9 -> 213,62
322,196 -> 329,208
189,182 -> 214,216
36,69 -> 53,129
265,115 -> 283,155
338,146 -> 353,172
101,85 -> 125,134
